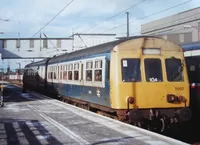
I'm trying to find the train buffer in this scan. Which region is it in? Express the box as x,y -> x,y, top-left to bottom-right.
0,85 -> 189,145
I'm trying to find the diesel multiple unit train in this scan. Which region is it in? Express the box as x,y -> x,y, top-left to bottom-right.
23,36 -> 191,132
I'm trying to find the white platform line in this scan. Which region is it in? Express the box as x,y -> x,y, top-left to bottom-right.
27,104 -> 90,145
53,100 -> 189,145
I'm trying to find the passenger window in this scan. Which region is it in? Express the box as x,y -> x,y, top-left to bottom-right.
53,66 -> 57,79
86,61 -> 93,81
145,59 -> 163,82
60,65 -> 62,80
50,72 -> 53,79
48,72 -> 50,79
68,64 -> 73,80
121,59 -> 141,82
74,63 -> 79,80
63,65 -> 67,80
95,70 -> 102,81
94,60 -> 102,82
54,72 -> 56,79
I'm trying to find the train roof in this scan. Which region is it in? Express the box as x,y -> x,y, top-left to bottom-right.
24,59 -> 48,68
25,35 -> 162,67
180,41 -> 200,51
48,35 -> 160,64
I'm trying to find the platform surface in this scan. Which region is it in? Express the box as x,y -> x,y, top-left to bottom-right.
0,85 -> 189,145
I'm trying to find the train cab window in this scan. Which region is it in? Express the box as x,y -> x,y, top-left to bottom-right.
86,61 -> 93,81
121,59 -> 141,82
165,58 -> 184,82
145,59 -> 163,82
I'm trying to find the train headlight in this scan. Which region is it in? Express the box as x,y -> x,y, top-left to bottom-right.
127,97 -> 134,104
167,94 -> 185,103
178,95 -> 186,102
167,94 -> 176,103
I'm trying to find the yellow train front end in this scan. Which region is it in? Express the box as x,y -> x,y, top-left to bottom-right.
110,37 -> 191,131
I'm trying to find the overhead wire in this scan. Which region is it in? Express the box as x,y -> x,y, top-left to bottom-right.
104,0 -> 192,33
20,0 -> 74,47
80,0 -> 147,34
140,11 -> 200,33
72,0 -> 148,47
128,10 -> 200,36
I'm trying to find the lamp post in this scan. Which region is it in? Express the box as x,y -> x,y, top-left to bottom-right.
183,25 -> 200,41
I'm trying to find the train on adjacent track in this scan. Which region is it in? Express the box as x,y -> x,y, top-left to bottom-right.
181,42 -> 200,125
23,36 -> 191,132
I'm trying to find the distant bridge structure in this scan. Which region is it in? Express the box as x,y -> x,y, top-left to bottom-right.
0,33 -> 116,59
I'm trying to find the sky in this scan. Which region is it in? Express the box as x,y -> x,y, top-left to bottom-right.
0,0 -> 200,71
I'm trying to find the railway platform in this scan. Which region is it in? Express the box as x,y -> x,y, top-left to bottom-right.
0,84 -> 189,145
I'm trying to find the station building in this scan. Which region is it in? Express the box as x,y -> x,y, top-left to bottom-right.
141,7 -> 200,44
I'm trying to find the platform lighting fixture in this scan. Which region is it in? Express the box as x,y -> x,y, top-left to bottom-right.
183,25 -> 198,29
183,25 -> 200,41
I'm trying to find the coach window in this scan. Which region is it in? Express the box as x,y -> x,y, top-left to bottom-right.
86,61 -> 93,81
68,64 -> 73,80
63,65 -> 67,80
121,59 -> 141,82
50,66 -> 53,79
54,66 -> 57,79
74,63 -> 79,80
165,58 -> 184,82
145,59 -> 163,82
94,60 -> 102,82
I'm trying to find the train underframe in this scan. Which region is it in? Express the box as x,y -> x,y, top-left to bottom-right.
60,95 -> 191,133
